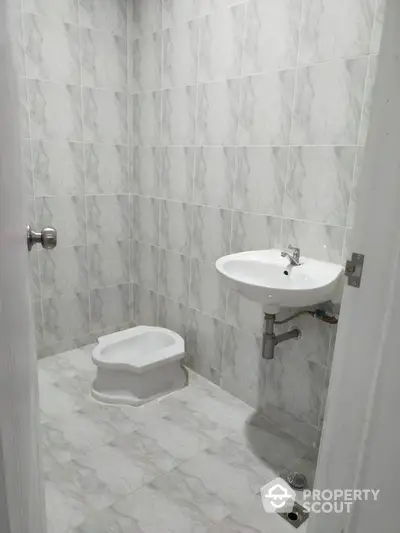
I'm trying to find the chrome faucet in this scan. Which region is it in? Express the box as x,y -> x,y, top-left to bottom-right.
281,245 -> 301,266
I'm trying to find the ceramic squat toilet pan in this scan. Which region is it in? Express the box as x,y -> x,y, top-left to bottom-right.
91,326 -> 187,406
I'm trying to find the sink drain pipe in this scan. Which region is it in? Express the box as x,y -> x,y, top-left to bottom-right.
262,309 -> 338,360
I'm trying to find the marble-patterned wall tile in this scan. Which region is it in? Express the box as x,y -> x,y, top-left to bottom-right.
234,147 -> 287,215
371,0 -> 386,54
199,4 -> 246,83
292,58 -> 369,145
81,29 -> 127,90
283,146 -> 356,225
347,146 -> 364,228
79,0 -> 127,36
131,147 -> 162,197
86,194 -> 130,244
157,295 -> 188,338
230,212 -> 282,253
128,0 -> 162,39
243,0 -> 302,75
189,259 -> 227,320
27,198 -> 36,226
28,80 -> 82,141
196,0 -> 228,19
130,240 -> 159,291
159,200 -> 192,254
55,0 -> 79,24
23,0 -> 54,17
19,79 -> 30,139
221,325 -> 262,408
130,284 -> 158,326
358,55 -> 378,145
32,140 -> 84,195
281,219 -> 345,263
225,291 -> 263,336
159,147 -> 195,202
193,147 -> 235,209
131,92 -> 161,146
261,356 -> 326,427
129,33 -> 162,93
42,292 -> 90,344
90,283 -> 130,331
22,139 -> 34,198
88,241 -> 130,289
196,79 -> 241,145
162,86 -> 197,145
11,5 -> 25,77
239,70 -> 295,146
24,14 -> 80,84
191,206 -> 231,262
131,195 -> 160,245
85,144 -> 128,194
83,88 -> 128,144
32,299 -> 43,347
36,195 -> 86,247
186,309 -> 225,385
158,249 -> 190,304
24,0 -> 79,24
163,22 -> 199,88
39,246 -> 88,298
299,0 -> 375,65
277,312 -> 333,368
29,249 -> 41,301
162,0 -> 197,28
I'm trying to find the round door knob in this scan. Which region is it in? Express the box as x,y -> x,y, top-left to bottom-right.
41,227 -> 57,250
27,225 -> 57,251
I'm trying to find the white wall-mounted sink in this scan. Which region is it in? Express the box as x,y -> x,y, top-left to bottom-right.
216,249 -> 344,314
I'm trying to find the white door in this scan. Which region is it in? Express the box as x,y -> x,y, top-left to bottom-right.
308,1 -> 400,532
0,2 -> 47,532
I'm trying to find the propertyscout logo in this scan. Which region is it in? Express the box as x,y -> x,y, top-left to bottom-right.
302,488 -> 380,514
261,478 -> 296,513
261,477 -> 380,515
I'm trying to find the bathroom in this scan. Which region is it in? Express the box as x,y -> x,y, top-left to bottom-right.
0,0 -> 392,532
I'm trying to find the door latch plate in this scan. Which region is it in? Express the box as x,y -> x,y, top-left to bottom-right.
345,253 -> 364,288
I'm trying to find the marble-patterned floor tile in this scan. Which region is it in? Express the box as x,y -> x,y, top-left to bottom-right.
38,347 -> 318,533
187,392 -> 255,435
224,499 -> 298,533
40,346 -> 96,382
149,468 -> 231,523
72,444 -> 163,499
155,395 -> 231,443
70,506 -> 142,533
113,484 -> 220,533
174,437 -> 277,514
123,415 -> 216,462
45,480 -> 86,533
75,399 -> 139,435
45,458 -> 115,513
42,411 -> 116,464
39,379 -> 84,418
231,412 -> 309,472
110,430 -> 181,474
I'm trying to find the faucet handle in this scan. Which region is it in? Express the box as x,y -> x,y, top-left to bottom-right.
287,244 -> 300,261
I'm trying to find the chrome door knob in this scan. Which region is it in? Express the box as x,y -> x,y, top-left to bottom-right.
27,225 -> 57,251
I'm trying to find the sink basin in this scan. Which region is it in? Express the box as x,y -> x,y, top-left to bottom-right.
216,249 -> 344,314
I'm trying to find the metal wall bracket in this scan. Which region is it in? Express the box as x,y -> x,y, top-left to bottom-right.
345,252 -> 365,288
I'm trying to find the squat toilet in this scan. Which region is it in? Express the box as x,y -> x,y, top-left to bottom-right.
91,326 -> 187,406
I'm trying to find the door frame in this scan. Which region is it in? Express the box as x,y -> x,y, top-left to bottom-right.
0,1 -> 46,532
